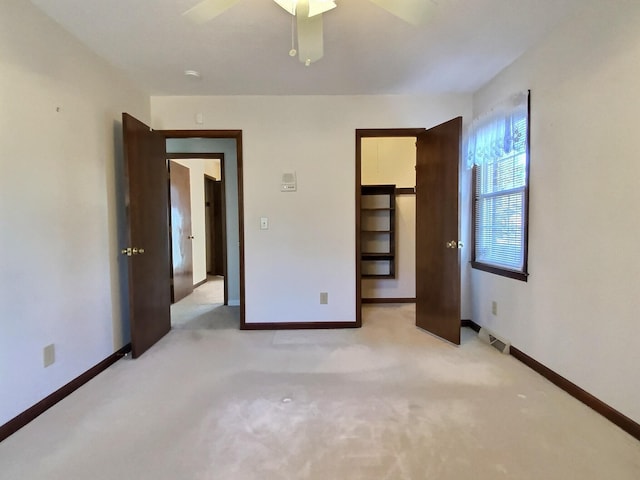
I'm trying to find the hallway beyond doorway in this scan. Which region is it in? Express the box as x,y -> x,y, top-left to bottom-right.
170,276 -> 239,330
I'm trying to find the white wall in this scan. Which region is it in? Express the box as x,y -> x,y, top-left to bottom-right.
361,138 -> 416,299
152,95 -> 472,324
470,2 -> 640,423
361,137 -> 416,187
204,159 -> 222,180
0,0 -> 149,425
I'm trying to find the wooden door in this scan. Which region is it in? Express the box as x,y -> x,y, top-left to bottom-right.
205,177 -> 221,276
415,117 -> 462,345
122,113 -> 171,358
169,161 -> 194,303
211,180 -> 225,276
205,178 -> 214,275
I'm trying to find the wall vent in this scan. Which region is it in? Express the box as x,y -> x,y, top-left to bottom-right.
478,327 -> 511,354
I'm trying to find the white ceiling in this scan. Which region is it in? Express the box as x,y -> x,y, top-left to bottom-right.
29,0 -> 589,95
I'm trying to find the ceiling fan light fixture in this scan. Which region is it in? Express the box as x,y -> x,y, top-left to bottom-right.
308,0 -> 337,17
273,0 -> 336,18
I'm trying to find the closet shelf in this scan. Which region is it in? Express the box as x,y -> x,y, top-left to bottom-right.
360,184 -> 396,279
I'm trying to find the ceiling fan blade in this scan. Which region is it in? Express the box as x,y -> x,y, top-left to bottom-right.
369,0 -> 431,25
296,0 -> 324,64
273,0 -> 296,16
183,0 -> 240,24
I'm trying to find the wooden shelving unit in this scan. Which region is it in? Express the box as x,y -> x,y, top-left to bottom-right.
361,184 -> 396,278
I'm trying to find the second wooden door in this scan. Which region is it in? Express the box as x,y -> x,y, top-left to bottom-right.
169,160 -> 194,303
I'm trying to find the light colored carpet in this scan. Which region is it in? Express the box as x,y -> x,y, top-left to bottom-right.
0,303 -> 638,479
171,276 -> 240,330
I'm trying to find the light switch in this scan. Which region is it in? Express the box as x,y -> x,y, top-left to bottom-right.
43,344 -> 55,367
260,217 -> 269,230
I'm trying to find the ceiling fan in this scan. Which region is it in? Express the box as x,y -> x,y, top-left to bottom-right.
183,0 -> 431,66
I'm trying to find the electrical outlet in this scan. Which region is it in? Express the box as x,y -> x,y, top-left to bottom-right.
43,344 -> 55,368
491,301 -> 498,316
320,292 -> 328,305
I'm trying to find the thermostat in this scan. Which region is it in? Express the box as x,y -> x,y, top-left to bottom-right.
281,172 -> 297,192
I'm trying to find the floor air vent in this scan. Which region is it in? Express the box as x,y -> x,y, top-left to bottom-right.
478,327 -> 511,354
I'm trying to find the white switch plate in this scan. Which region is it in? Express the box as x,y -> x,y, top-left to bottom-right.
260,217 -> 269,230
43,344 -> 55,367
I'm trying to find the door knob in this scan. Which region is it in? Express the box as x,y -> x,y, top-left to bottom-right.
446,240 -> 457,249
121,247 -> 144,256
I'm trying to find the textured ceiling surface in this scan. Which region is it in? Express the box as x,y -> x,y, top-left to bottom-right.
29,0 -> 591,95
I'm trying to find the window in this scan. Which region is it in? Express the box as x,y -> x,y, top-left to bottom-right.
468,91 -> 530,281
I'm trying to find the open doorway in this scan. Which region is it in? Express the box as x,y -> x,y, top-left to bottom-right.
359,136 -> 418,305
121,115 -> 245,357
167,154 -> 226,307
162,132 -> 244,331
356,128 -> 424,327
356,121 -> 463,345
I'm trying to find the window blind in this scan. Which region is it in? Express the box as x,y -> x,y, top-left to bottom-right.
471,92 -> 529,276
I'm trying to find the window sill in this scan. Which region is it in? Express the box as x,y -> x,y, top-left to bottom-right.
471,261 -> 528,282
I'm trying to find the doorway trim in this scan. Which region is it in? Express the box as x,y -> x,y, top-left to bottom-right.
355,128 -> 425,326
160,130 -> 245,326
